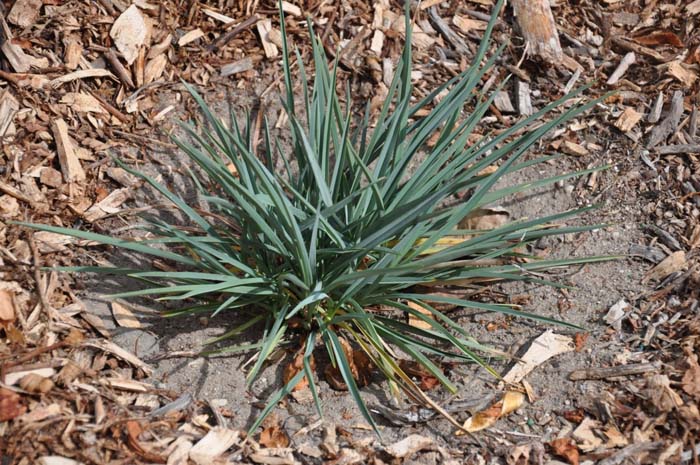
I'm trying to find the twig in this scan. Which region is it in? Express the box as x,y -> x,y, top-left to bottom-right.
104,48 -> 135,89
428,7 -> 469,55
88,89 -> 130,123
607,52 -> 635,85
207,15 -> 259,53
0,180 -> 37,208
27,232 -> 51,316
112,129 -> 177,149
598,441 -> 663,465
568,361 -> 661,381
655,143 -> 700,155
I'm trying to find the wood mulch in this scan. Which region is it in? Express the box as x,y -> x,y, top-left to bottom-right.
0,0 -> 698,463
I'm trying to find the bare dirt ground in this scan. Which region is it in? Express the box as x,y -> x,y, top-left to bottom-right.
1,1 -> 699,464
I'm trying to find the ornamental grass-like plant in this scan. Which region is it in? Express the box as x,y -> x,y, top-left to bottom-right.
22,0 -> 610,435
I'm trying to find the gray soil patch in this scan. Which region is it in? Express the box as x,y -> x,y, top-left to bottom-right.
75,85 -> 648,449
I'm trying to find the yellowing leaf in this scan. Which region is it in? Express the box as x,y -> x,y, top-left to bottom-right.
457,391 -> 525,433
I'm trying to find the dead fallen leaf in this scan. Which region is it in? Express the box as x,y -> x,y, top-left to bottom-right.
507,443 -> 539,465
503,331 -> 575,384
604,425 -> 629,448
407,300 -> 434,330
259,414 -> 290,448
549,437 -> 580,465
399,359 -> 440,391
189,427 -> 239,465
681,353 -> 700,400
647,374 -> 684,412
386,434 -> 433,459
574,332 -> 589,352
633,31 -> 684,47
0,387 -> 26,421
460,207 -> 510,232
323,337 -> 370,390
125,420 -> 165,463
458,391 -> 525,433
111,302 -> 142,329
283,348 -> 315,392
110,5 -> 150,65
573,417 -> 604,452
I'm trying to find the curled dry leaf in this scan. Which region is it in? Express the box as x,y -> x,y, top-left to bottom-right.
0,387 -> 26,421
457,391 -> 525,434
459,207 -> 510,232
282,348 -> 315,392
324,338 -> 372,390
681,353 -> 700,400
398,359 -> 440,391
259,414 -> 290,448
125,420 -> 166,463
548,437 -> 580,465
644,374 -> 683,412
633,31 -> 684,47
19,373 -> 54,394
189,427 -> 239,465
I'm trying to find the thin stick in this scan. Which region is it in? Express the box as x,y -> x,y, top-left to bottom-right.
27,232 -> 51,316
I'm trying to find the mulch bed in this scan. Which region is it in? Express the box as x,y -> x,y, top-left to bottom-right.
0,0 -> 698,463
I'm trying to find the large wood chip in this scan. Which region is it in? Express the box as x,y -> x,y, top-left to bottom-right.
257,19 -> 279,58
51,118 -> 85,183
647,90 -> 684,148
615,107 -> 643,133
8,0 -> 43,28
0,90 -> 19,138
221,57 -> 254,77
110,5 -> 150,65
63,39 -> 82,70
5,367 -> 56,386
178,28 -> 205,47
511,0 -> 563,62
1,39 -> 48,73
452,14 -> 487,33
60,92 -> 105,113
281,1 -> 302,16
667,60 -> 698,87
144,54 -> 168,84
642,250 -> 687,283
0,289 -> 15,323
688,0 -> 700,15
82,188 -> 131,222
385,10 -> 435,49
386,434 -> 434,458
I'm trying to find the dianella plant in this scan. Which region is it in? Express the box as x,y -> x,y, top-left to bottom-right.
21,0 -> 611,436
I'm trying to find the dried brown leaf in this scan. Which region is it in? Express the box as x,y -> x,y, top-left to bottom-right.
633,31 -> 684,47
0,387 -> 26,421
549,438 -> 580,465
